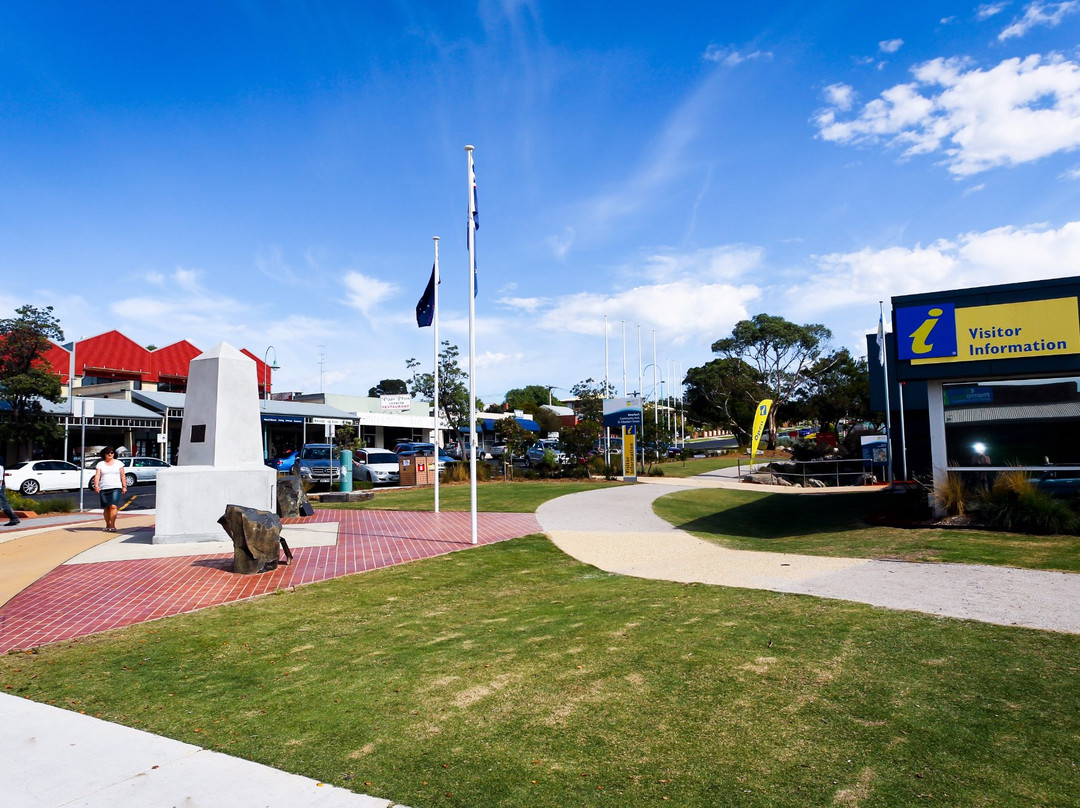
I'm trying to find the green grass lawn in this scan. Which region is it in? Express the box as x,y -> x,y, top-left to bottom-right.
322,479 -> 620,512
653,487 -> 1080,572
3,534 -> 1078,807
646,455 -> 746,478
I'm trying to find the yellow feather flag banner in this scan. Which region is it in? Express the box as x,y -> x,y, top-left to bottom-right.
749,399 -> 773,461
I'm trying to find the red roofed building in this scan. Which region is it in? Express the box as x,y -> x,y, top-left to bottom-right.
40,331 -> 274,396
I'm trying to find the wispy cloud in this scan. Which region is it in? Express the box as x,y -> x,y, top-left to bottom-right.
815,53 -> 1080,176
977,2 -> 1009,21
703,45 -> 774,67
342,272 -> 399,318
999,1 -> 1078,40
879,39 -> 904,54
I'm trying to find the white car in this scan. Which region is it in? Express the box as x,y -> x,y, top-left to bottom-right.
353,449 -> 401,485
4,460 -> 88,495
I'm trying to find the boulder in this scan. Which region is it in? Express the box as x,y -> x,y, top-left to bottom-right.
276,476 -> 310,519
218,504 -> 285,574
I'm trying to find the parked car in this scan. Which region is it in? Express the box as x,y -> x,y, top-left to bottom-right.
353,449 -> 401,485
266,449 -> 298,472
394,442 -> 455,471
5,460 -> 87,495
297,443 -> 340,484
82,456 -> 171,487
1035,470 -> 1080,498
490,442 -> 506,458
525,439 -> 568,466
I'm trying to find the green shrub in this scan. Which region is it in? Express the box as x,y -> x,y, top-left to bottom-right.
352,479 -> 374,490
977,470 -> 1079,535
6,491 -> 76,514
932,472 -> 971,517
564,463 -> 591,479
647,466 -> 665,477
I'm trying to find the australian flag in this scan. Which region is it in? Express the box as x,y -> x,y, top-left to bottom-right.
416,264 -> 436,328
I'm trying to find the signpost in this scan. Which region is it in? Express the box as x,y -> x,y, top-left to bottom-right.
603,397 -> 643,482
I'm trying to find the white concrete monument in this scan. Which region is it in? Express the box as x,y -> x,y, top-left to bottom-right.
153,342 -> 277,543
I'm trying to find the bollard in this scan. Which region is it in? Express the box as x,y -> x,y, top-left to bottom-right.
339,449 -> 353,492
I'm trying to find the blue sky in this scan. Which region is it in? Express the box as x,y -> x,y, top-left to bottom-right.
3,1 -> 1080,405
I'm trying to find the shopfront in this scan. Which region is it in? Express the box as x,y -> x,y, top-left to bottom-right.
887,276 -> 1080,500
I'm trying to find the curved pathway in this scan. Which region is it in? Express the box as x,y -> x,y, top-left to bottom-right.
536,479 -> 1080,634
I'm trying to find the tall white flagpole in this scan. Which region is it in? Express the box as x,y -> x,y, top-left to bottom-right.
879,301 -> 894,485
652,330 -> 658,430
604,315 -> 610,464
433,236 -> 441,514
621,320 -> 627,396
466,145 -> 478,544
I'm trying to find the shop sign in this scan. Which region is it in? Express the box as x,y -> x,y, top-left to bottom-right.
896,297 -> 1079,365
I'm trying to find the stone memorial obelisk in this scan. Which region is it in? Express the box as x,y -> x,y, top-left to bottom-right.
153,342 -> 277,543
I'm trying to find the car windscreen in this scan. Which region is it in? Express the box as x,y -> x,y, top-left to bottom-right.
365,452 -> 398,464
304,448 -> 332,460
8,461 -> 28,470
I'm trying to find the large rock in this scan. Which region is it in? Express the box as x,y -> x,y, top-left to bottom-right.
218,504 -> 285,574
276,476 -> 310,518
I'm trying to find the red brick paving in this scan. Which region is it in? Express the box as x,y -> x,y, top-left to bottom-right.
0,509 -> 541,653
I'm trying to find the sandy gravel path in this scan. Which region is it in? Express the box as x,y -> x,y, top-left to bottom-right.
536,480 -> 1080,634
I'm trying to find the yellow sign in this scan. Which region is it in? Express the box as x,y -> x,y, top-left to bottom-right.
910,297 -> 1079,365
749,399 -> 772,460
622,427 -> 637,480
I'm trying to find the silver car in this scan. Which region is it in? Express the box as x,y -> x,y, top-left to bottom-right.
84,456 -> 171,488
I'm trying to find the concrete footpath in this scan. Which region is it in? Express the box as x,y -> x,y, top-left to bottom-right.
536,477 -> 1080,634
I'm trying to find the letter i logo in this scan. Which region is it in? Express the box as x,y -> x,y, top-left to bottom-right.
909,308 -> 943,355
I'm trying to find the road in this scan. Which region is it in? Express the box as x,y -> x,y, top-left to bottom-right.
32,484 -> 157,511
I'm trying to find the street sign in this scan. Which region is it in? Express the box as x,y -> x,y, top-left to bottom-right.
603,397 -> 643,428
310,417 -> 348,426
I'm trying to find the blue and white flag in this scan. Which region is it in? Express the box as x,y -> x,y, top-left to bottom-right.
468,154 -> 478,296
416,264 -> 437,328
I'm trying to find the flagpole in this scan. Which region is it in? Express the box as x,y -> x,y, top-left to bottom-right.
604,315 -> 610,465
898,380 -> 908,481
879,301 -> 894,485
433,236 -> 441,514
466,145 -> 478,544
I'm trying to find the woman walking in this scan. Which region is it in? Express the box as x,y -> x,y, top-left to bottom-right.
92,447 -> 127,532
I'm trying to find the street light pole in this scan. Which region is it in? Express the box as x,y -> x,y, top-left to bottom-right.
262,346 -> 280,460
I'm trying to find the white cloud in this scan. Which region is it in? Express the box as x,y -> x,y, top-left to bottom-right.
784,219 -> 1080,316
977,2 -> 1009,21
816,54 -> 1080,176
999,1 -> 1078,40
823,82 -> 855,111
342,272 -> 399,318
636,245 -> 765,284
703,45 -> 774,67
879,39 -> 904,54
476,350 -> 525,370
497,296 -> 549,312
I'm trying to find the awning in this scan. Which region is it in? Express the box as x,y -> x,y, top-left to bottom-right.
477,417 -> 540,433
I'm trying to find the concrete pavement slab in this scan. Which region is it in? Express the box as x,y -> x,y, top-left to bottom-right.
0,692 -> 398,808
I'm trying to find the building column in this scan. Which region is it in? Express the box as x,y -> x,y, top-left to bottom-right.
927,379 -> 947,515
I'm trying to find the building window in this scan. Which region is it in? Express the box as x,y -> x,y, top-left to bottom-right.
943,377 -> 1080,475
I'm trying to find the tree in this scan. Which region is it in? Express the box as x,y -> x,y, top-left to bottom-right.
683,358 -> 763,441
532,406 -> 562,436
0,305 -> 65,456
368,379 -> 409,398
504,384 -> 560,413
569,378 -> 615,423
495,417 -> 534,466
560,419 -> 601,463
795,349 -> 871,435
710,314 -> 832,448
406,342 -> 471,433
